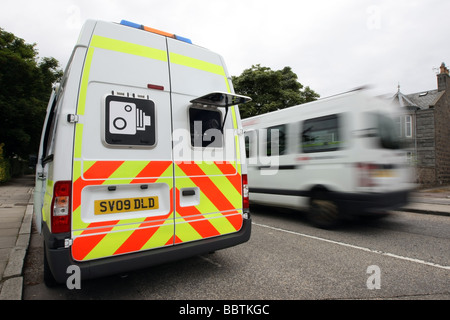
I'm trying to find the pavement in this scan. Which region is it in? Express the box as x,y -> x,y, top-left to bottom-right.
0,174 -> 34,300
0,174 -> 449,300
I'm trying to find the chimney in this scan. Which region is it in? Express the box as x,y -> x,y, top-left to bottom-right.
437,62 -> 449,92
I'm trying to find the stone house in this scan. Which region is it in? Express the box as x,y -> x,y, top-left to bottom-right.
392,62 -> 450,186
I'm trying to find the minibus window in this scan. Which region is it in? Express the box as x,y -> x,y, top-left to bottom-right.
301,114 -> 341,153
245,135 -> 250,158
266,124 -> 286,156
189,107 -> 223,148
245,130 -> 257,159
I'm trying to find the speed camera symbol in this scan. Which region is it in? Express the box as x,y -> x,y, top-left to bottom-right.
109,101 -> 151,135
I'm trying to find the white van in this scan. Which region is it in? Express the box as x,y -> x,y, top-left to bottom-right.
34,19 -> 251,286
243,88 -> 413,228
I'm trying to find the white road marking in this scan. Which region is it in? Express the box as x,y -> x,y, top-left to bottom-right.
199,255 -> 222,268
253,222 -> 450,271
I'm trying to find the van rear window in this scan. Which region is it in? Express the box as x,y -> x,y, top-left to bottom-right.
189,107 -> 223,148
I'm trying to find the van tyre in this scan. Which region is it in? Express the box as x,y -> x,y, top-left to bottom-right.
309,197 -> 339,229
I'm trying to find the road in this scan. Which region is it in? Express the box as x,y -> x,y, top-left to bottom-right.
23,208 -> 449,301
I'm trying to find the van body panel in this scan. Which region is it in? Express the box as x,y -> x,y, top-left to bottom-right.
44,218 -> 251,284
34,90 -> 57,234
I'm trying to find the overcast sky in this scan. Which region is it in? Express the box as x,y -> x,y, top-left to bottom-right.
1,0 -> 449,98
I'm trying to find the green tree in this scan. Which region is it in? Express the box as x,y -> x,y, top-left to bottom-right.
232,64 -> 320,118
0,28 -> 62,160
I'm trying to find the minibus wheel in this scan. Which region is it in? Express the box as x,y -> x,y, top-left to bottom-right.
309,193 -> 339,229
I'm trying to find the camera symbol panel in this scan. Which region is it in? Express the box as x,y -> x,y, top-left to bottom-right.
104,95 -> 156,147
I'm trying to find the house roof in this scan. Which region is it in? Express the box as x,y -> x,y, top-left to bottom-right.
392,88 -> 444,110
392,90 -> 418,108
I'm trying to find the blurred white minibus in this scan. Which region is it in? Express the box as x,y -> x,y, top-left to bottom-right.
242,88 -> 414,228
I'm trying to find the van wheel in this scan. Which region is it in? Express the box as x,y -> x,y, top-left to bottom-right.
309,194 -> 339,229
43,245 -> 58,287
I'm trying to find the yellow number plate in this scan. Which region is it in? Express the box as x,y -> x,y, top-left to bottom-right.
373,170 -> 395,178
94,196 -> 159,215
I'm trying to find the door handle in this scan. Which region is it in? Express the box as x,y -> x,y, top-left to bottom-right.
37,172 -> 46,180
179,187 -> 200,207
182,189 -> 196,196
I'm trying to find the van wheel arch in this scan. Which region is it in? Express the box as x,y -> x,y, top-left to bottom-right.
308,186 -> 339,229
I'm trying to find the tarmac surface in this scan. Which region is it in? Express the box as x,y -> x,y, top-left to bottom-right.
0,174 -> 449,300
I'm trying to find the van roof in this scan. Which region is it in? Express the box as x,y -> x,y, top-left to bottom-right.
241,88 -> 394,128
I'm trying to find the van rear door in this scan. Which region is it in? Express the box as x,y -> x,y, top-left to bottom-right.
70,22 -> 175,261
167,38 -> 246,244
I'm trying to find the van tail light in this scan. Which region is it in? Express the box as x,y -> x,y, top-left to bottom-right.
356,163 -> 378,187
51,181 -> 71,233
242,174 -> 250,216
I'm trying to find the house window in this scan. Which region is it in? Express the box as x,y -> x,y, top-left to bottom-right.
405,115 -> 412,138
406,151 -> 415,165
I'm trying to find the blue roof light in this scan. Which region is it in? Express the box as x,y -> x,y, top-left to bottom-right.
119,19 -> 193,44
174,35 -> 192,44
120,20 -> 143,29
